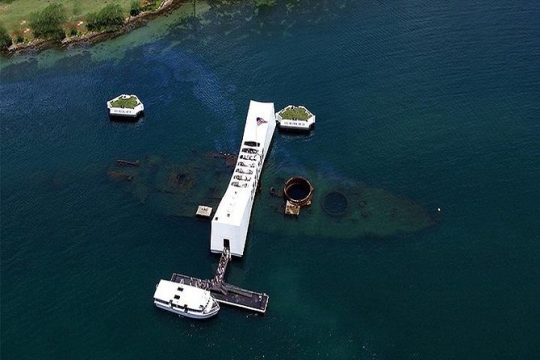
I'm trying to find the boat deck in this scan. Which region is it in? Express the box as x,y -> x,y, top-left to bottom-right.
169,249 -> 269,314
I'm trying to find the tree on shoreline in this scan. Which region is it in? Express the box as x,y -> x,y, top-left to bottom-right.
29,4 -> 66,41
87,4 -> 125,32
130,1 -> 142,17
0,23 -> 12,51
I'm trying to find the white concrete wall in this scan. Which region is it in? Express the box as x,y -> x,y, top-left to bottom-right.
210,199 -> 253,256
109,104 -> 144,117
210,101 -> 276,257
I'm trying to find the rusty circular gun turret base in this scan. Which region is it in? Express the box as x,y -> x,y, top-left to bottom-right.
283,176 -> 314,215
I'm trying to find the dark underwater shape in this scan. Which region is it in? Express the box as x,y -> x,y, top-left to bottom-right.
2,0 -> 539,358
108,153 -> 436,238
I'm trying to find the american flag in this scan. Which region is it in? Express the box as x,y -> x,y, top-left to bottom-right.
256,117 -> 267,126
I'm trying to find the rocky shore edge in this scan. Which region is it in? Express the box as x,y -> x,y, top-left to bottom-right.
1,0 -> 189,57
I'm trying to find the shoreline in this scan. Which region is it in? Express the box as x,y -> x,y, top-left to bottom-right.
2,0 -> 190,57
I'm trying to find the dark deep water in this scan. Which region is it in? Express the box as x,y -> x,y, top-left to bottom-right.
1,1 -> 539,358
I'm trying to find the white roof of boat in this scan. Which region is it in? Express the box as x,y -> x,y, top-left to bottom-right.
213,101 -> 275,225
153,280 -> 211,309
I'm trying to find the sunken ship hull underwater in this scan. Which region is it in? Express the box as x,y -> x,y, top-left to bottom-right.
107,154 -> 437,240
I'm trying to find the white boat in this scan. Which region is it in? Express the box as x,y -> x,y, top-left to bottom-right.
107,94 -> 144,118
153,280 -> 220,319
210,100 -> 276,257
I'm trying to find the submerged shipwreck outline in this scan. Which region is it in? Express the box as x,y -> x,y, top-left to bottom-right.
107,101 -> 439,319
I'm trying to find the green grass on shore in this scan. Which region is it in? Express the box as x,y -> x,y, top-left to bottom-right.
0,0 -> 150,41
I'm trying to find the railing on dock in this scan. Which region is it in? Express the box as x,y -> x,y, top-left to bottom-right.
170,248 -> 269,314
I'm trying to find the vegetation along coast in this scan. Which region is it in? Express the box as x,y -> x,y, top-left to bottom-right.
0,0 -> 193,55
0,1 -> 319,56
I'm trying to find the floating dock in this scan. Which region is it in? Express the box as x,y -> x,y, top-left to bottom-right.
170,248 -> 269,313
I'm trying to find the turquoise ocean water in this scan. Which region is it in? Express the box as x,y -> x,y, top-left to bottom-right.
1,1 -> 539,358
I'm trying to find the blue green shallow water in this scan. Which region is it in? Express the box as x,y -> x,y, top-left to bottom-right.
1,1 -> 540,358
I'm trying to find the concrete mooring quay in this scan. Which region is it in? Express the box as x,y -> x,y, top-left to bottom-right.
170,248 -> 269,314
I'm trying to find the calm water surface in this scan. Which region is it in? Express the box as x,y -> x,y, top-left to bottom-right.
1,1 -> 539,359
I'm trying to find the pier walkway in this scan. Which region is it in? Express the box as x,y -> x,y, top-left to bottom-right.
170,248 -> 269,314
